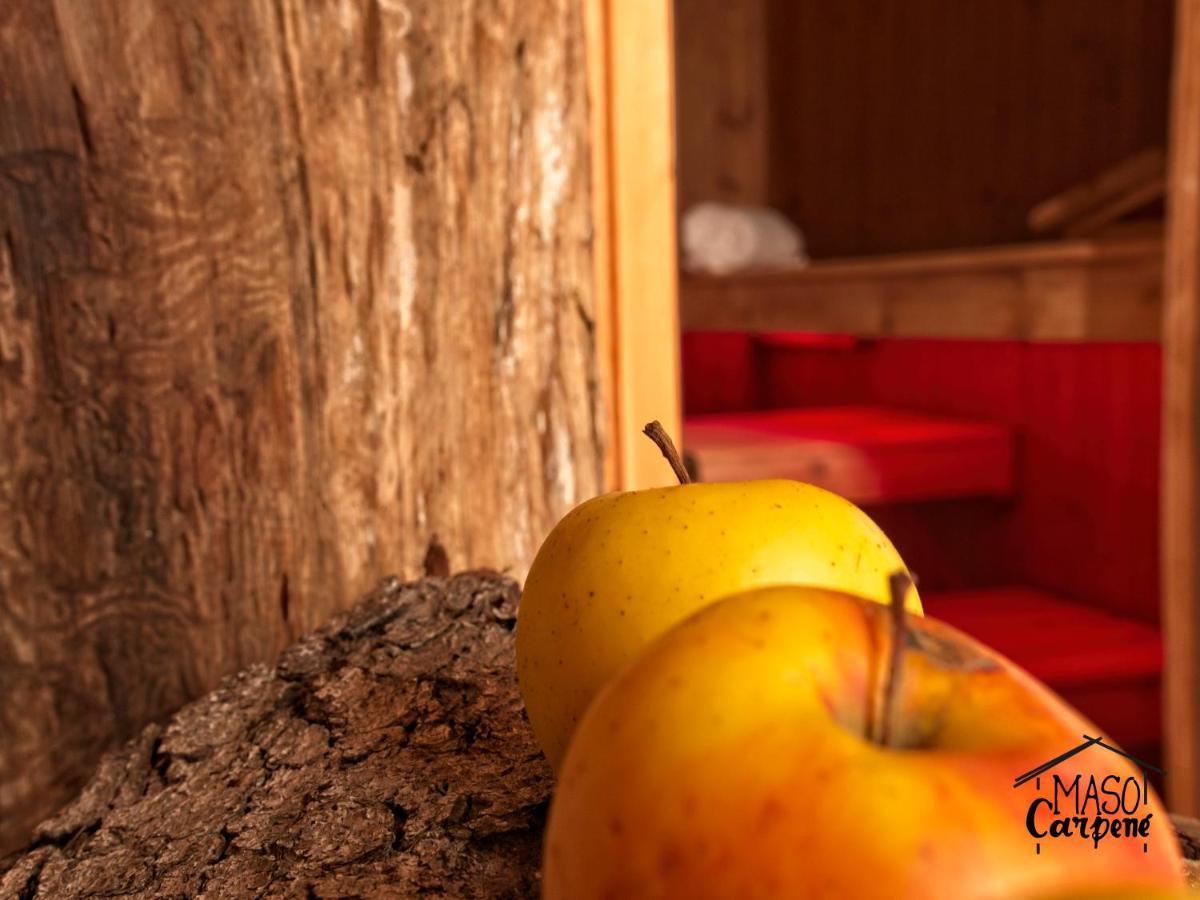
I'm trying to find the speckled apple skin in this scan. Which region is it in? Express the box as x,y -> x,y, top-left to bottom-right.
544,587 -> 1185,900
516,480 -> 920,768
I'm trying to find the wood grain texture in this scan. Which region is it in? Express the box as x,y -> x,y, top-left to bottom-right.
680,236 -> 1163,341
674,0 -> 768,209
676,1 -> 1171,254
753,0 -> 1171,256
0,572 -> 551,898
604,0 -> 682,490
1163,0 -> 1200,817
584,0 -> 618,491
0,0 -> 601,852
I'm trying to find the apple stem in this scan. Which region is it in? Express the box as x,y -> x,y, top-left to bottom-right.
643,421 -> 692,485
878,570 -> 913,747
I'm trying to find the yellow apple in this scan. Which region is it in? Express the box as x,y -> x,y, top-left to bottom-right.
517,478 -> 920,767
543,584 -> 1184,899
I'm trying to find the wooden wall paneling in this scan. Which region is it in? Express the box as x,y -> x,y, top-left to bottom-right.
1016,343 -> 1161,623
1162,0 -> 1200,816
868,500 -> 1018,595
0,0 -> 603,851
765,0 -> 1173,257
756,336 -> 873,410
680,333 -> 759,415
739,338 -> 1162,616
674,0 -> 769,210
864,340 -> 1161,623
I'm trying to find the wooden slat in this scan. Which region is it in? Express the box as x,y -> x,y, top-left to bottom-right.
1162,0 -> 1200,817
680,236 -> 1163,342
1062,175 -> 1166,238
1029,147 -> 1165,235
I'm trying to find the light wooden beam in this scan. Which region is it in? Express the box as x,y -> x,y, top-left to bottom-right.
1163,0 -> 1200,816
681,236 -> 1163,342
586,0 -> 683,490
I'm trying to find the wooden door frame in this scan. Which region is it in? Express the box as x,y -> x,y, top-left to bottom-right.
586,0 -> 683,491
1164,0 -> 1200,815
587,0 -> 1200,811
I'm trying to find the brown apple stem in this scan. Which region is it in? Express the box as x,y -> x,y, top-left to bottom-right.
643,420 -> 692,485
877,571 -> 912,747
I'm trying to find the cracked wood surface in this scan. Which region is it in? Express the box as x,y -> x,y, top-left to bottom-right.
0,572 -> 552,899
0,0 -> 600,851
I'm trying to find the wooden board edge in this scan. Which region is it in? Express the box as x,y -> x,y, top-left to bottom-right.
1163,0 -> 1200,815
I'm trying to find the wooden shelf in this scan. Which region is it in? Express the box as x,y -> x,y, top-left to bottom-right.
683,405 -> 1014,504
680,235 -> 1163,342
925,587 -> 1162,747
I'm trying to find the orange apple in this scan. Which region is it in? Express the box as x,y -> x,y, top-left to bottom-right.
543,583 -> 1184,899
1025,889 -> 1196,899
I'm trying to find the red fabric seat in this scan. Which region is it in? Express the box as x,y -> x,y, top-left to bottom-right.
924,587 -> 1161,748
683,405 -> 1014,504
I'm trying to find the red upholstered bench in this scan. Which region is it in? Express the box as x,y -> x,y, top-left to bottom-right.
924,587 -> 1162,750
683,405 -> 1014,504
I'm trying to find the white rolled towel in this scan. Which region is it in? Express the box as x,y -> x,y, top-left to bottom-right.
681,203 -> 808,274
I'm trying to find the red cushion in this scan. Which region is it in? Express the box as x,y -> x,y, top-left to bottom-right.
924,588 -> 1161,747
683,405 -> 1014,504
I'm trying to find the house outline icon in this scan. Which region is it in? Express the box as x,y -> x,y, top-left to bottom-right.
1013,734 -> 1165,790
1013,734 -> 1164,855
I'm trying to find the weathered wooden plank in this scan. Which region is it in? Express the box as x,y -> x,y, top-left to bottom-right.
0,0 -> 601,852
680,237 -> 1162,341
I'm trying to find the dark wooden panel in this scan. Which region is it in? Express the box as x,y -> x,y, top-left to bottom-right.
763,0 -> 1172,256
674,0 -> 769,208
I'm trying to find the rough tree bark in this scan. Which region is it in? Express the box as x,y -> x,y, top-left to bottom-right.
2,571 -> 1199,898
0,571 -> 553,898
0,0 -> 600,852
